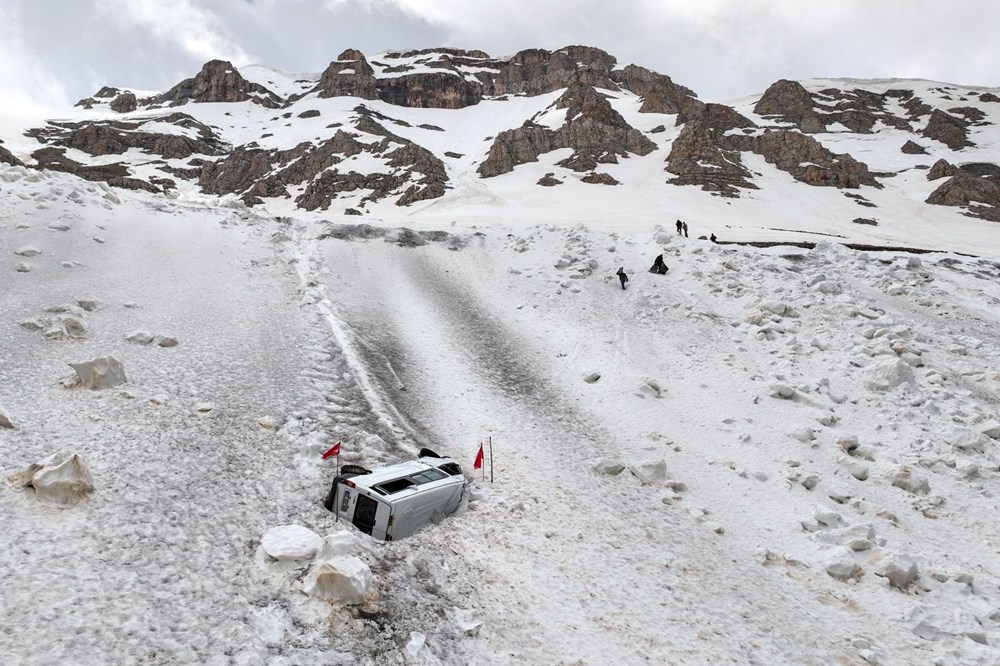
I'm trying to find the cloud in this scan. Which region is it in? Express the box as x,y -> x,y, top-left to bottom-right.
0,0 -> 997,109
94,0 -> 255,65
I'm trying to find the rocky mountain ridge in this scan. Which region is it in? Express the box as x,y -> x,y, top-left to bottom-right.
3,46 -> 1000,228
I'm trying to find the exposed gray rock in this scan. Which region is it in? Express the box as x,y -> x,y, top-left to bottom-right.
493,46 -> 619,96
110,92 -> 137,113
665,119 -> 756,197
377,71 -> 482,109
612,64 -> 702,118
925,172 -> 1000,221
754,79 -> 825,133
923,110 -> 973,150
479,83 -> 655,177
901,140 -> 927,154
316,49 -> 378,100
0,141 -> 24,167
537,173 -> 563,186
981,92 -> 1000,103
581,172 -> 619,185
149,59 -> 281,108
927,158 -> 959,180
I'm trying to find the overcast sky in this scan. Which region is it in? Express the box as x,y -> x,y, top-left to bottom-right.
2,0 -> 998,110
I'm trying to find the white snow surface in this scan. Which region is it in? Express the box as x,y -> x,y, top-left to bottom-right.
3,162 -> 1000,664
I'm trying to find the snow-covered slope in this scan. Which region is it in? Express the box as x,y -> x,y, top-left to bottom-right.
3,48 -> 1000,255
3,161 -> 1000,664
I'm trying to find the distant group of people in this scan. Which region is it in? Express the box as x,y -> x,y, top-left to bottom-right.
613,221 -> 719,290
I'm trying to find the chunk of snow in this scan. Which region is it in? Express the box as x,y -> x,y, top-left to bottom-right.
125,330 -> 155,345
406,632 -> 426,656
824,547 -> 861,580
15,262 -> 30,272
261,525 -> 323,561
591,459 -> 626,476
318,532 -> 358,559
877,554 -> 918,590
890,466 -> 930,495
6,453 -> 95,506
629,460 -> 669,486
302,555 -> 372,605
944,426 -> 990,453
909,605 -> 985,643
862,358 -> 914,391
582,371 -> 601,383
14,246 -> 41,257
69,356 -> 127,390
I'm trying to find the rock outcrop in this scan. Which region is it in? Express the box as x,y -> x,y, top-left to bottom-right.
742,130 -> 880,189
926,172 -> 1000,221
493,46 -> 619,96
923,110 -> 973,150
6,453 -> 95,507
110,92 -> 137,113
927,159 -> 959,181
479,83 -> 655,177
901,140 -> 927,154
377,71 -> 482,109
611,65 -> 702,118
317,49 -> 378,100
665,118 -> 757,197
150,60 -> 281,108
755,79 -> 825,133
0,141 -> 24,167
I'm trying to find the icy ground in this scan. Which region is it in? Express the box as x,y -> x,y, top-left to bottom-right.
3,166 -> 1000,665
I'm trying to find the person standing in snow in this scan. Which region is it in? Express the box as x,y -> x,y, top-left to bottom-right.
682,221 -> 689,238
710,233 -> 718,243
675,219 -> 683,235
617,267 -> 628,290
650,254 -> 668,275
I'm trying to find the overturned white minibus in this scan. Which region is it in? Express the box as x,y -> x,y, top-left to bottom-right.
323,451 -> 465,541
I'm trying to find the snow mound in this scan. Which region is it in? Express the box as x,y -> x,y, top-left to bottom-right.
261,525 -> 323,561
909,605 -> 987,643
876,553 -> 919,590
68,356 -> 127,389
945,427 -> 991,453
591,458 -> 626,476
6,452 -> 95,506
862,358 -> 914,391
303,555 -> 373,605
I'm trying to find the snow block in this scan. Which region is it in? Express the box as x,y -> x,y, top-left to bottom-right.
982,422 -> 1000,440
824,547 -> 861,580
909,605 -> 986,643
876,554 -> 918,590
261,525 -> 323,561
318,532 -> 358,559
69,356 -> 127,390
862,358 -> 914,391
303,555 -> 372,605
890,466 -> 930,495
629,460 -> 669,485
592,459 -> 626,476
945,426 -> 991,453
7,453 -> 95,506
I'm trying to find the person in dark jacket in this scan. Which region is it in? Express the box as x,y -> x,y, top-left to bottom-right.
675,220 -> 683,235
682,221 -> 689,238
710,233 -> 718,243
616,267 -> 628,290
650,254 -> 668,274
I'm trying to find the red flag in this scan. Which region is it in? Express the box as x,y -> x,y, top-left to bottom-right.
321,442 -> 341,459
473,444 -> 484,470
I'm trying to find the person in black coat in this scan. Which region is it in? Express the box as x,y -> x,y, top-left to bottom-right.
616,267 -> 628,290
650,254 -> 668,275
675,220 -> 683,235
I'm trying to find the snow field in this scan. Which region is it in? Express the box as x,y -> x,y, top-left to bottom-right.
3,164 -> 1000,663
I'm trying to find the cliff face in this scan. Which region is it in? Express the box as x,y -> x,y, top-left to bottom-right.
12,47 -> 997,223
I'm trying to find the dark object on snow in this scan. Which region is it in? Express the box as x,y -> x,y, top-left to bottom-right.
341,464 -> 372,475
682,221 -> 689,238
675,219 -> 683,235
710,233 -> 718,243
419,447 -> 442,458
649,254 -> 668,274
617,267 -> 628,290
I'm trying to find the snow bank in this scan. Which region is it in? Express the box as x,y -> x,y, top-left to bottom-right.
302,556 -> 373,605
261,525 -> 324,561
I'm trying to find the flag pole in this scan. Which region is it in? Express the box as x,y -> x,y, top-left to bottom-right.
481,442 -> 485,482
489,436 -> 494,483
